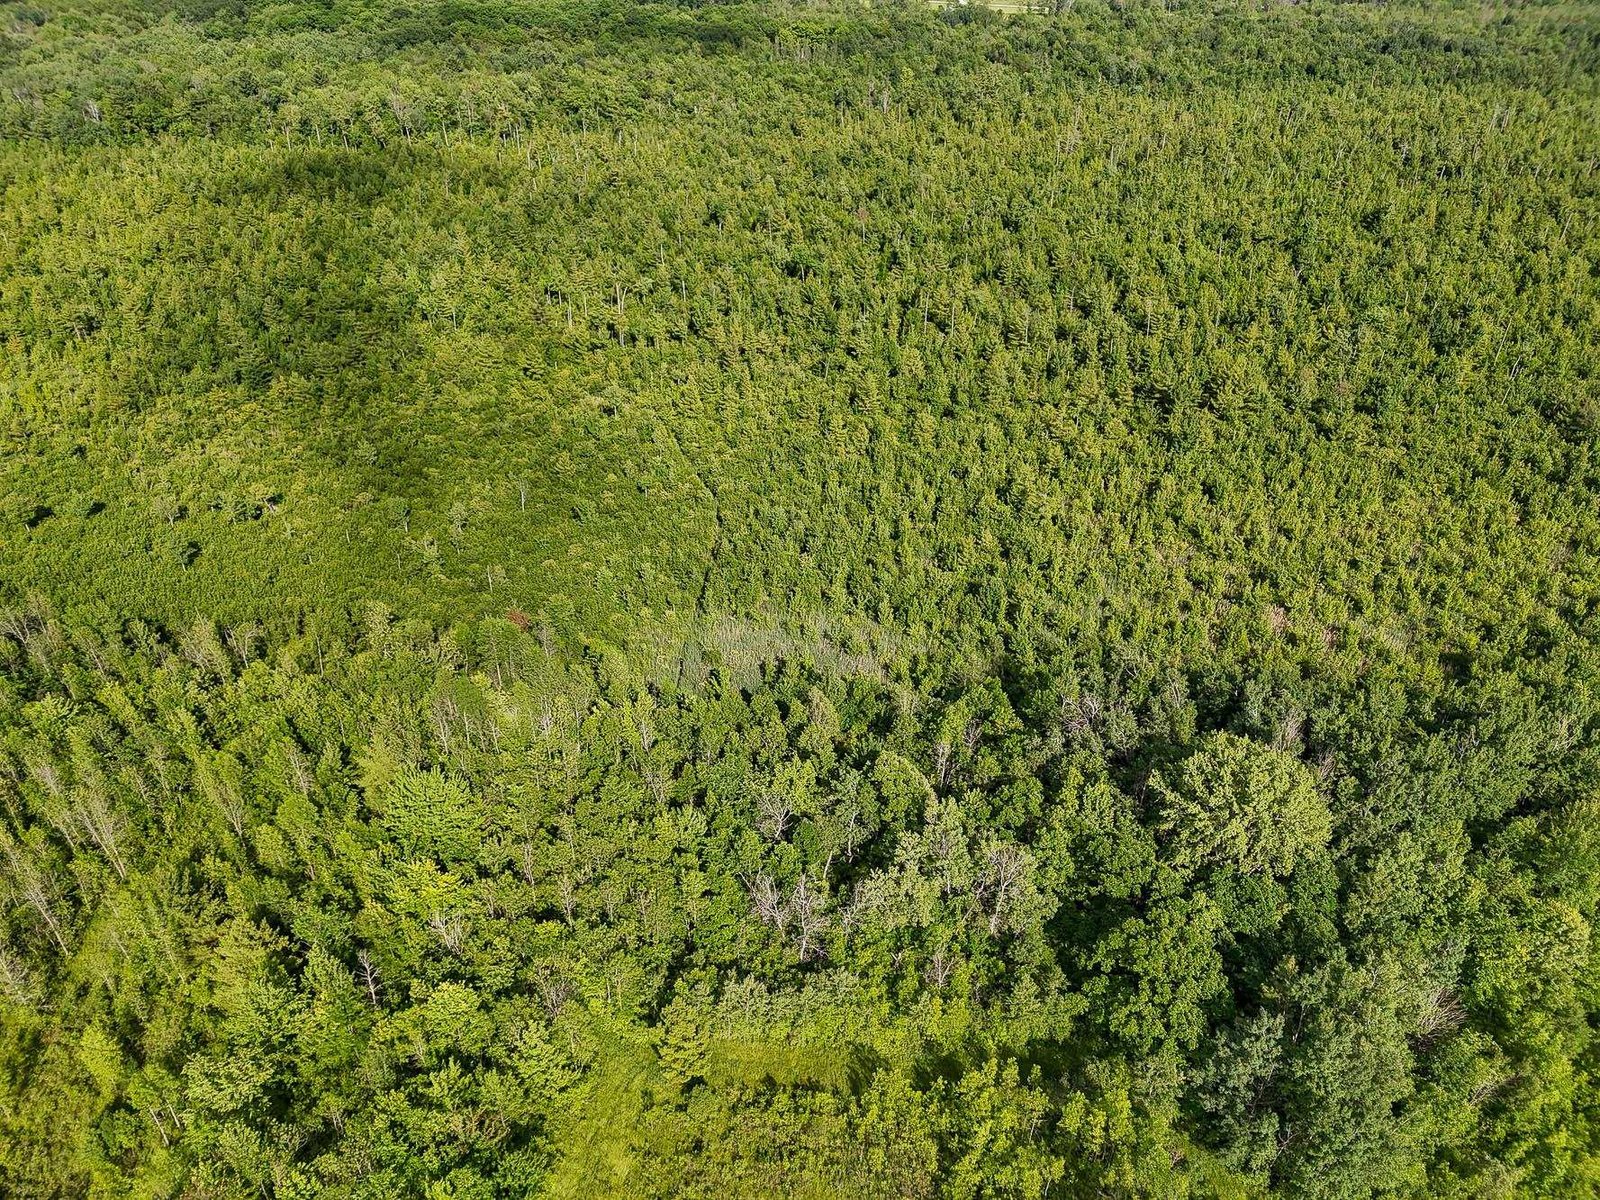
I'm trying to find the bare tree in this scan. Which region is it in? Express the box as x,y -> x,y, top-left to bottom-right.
356,950 -> 383,1006
0,943 -> 37,1004
926,805 -> 968,899
0,834 -> 70,955
21,749 -> 64,802
284,742 -> 314,796
22,752 -> 79,851
516,841 -> 540,887
1415,987 -> 1467,1046
756,788 -> 793,842
932,739 -> 953,788
200,760 -> 246,839
427,909 -> 468,954
748,871 -> 786,929
836,881 -> 873,939
73,783 -> 128,880
925,946 -> 957,989
787,875 -> 829,962
223,621 -> 263,665
975,840 -> 1032,936
534,968 -> 575,1018
644,764 -> 669,806
557,873 -> 579,926
839,801 -> 864,862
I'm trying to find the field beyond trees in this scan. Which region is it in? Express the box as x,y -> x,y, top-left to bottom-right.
3,1 -> 1600,1196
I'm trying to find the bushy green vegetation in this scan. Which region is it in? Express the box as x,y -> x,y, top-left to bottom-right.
3,0 -> 1600,1196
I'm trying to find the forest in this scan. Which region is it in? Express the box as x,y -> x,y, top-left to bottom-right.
2,0 -> 1600,1195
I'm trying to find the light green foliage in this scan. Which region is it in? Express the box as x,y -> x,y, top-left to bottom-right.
1155,732 -> 1332,878
0,0 -> 1598,1198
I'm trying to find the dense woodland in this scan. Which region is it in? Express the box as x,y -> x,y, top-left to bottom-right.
3,0 -> 1600,1196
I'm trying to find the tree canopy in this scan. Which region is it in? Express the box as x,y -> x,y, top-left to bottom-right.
2,0 -> 1600,1196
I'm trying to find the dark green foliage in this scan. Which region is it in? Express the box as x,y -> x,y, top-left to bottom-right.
2,0 -> 1600,1196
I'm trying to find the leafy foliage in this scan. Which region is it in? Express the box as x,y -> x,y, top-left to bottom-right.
2,0 -> 1600,1197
